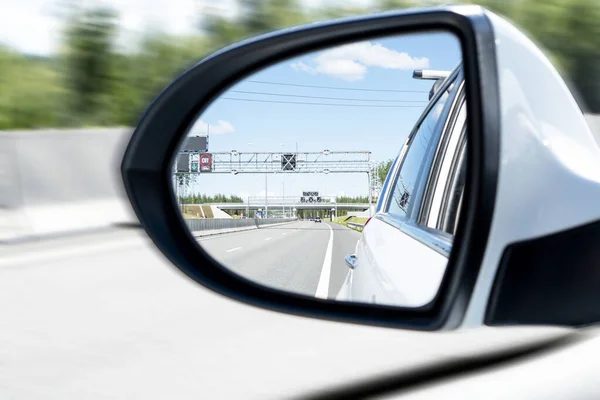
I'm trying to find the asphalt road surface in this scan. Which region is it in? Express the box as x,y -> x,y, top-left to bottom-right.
0,227 -> 571,399
198,221 -> 359,299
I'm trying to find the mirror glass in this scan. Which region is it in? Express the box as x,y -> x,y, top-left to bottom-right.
172,31 -> 466,308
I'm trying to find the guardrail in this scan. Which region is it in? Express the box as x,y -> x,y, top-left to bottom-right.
346,222 -> 365,231
185,217 -> 297,232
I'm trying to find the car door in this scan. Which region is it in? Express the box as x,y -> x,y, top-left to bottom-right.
347,70 -> 467,308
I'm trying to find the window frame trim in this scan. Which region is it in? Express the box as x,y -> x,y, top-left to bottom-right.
439,133 -> 467,235
375,212 -> 453,257
375,66 -> 464,257
420,80 -> 467,228
382,65 -> 463,221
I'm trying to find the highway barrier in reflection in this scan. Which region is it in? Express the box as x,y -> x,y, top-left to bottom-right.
346,222 -> 365,232
185,217 -> 298,234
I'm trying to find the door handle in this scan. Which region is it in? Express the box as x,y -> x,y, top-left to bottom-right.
345,254 -> 359,269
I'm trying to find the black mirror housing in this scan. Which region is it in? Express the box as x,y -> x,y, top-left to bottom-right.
121,5 -> 501,331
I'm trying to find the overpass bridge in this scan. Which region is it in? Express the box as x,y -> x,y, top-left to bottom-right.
182,196 -> 373,218
205,202 -> 370,210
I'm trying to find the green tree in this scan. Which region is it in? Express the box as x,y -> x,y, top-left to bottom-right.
0,49 -> 64,129
175,173 -> 196,189
203,0 -> 308,49
1,0 -> 599,130
63,6 -> 119,125
377,159 -> 394,185
460,0 -> 600,112
313,4 -> 371,20
241,0 -> 307,34
547,0 -> 600,112
203,16 -> 248,50
377,0 -> 415,11
337,196 -> 369,203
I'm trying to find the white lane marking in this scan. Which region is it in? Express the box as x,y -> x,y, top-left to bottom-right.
0,238 -> 143,268
315,223 -> 334,299
226,247 -> 242,253
264,237 -> 272,241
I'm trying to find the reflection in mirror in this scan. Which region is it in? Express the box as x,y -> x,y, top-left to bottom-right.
172,31 -> 465,308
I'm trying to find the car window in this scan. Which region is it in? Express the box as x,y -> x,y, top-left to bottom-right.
386,84 -> 454,220
425,97 -> 467,232
435,132 -> 467,236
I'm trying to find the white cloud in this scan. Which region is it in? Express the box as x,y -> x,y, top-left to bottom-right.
189,119 -> 235,136
292,59 -> 367,81
291,41 -> 430,81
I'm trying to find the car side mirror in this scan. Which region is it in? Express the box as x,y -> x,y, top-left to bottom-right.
121,5 -> 600,331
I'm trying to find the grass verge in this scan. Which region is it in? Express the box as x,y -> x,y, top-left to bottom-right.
180,204 -> 215,219
333,216 -> 369,232
201,205 -> 214,218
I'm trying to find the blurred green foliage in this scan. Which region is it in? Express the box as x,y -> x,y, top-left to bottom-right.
0,0 -> 598,130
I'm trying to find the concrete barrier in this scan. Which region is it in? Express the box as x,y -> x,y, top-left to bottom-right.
0,128 -> 136,242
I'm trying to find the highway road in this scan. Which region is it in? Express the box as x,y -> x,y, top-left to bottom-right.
0,227 -> 572,399
198,221 -> 359,299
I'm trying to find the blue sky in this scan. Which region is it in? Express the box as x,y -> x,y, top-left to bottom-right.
184,31 -> 462,201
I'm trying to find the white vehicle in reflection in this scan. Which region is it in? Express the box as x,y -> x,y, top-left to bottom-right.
338,64 -> 467,308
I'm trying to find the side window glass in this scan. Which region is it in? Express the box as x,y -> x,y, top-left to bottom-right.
442,138 -> 467,235
425,98 -> 467,231
387,86 -> 453,219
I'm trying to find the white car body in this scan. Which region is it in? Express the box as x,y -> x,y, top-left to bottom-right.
337,65 -> 467,308
461,11 -> 600,328
337,7 -> 600,316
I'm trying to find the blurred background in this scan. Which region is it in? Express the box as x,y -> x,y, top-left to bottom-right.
1,0 -> 599,131
0,1 -> 598,398
2,0 -> 599,240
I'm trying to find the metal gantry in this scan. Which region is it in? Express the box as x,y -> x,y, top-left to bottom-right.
369,161 -> 382,203
179,150 -> 372,174
174,150 -> 380,217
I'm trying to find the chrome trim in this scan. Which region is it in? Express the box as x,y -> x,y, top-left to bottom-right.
419,79 -> 466,226
376,213 -> 452,257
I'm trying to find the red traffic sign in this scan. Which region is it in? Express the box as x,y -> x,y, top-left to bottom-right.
199,153 -> 212,171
